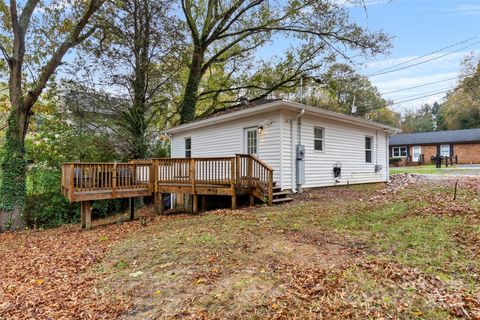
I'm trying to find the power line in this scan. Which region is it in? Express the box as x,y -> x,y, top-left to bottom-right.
390,89 -> 452,105
367,40 -> 480,77
367,35 -> 478,75
381,75 -> 467,95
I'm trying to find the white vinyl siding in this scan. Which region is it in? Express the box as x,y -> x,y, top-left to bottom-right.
171,112 -> 282,183
280,111 -> 388,189
170,103 -> 390,191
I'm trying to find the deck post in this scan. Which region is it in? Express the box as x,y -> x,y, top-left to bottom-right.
235,155 -> 241,184
230,158 -> 236,210
190,159 -> 198,214
153,192 -> 160,214
268,170 -> 273,206
81,201 -> 92,230
247,156 -> 253,187
69,163 -> 75,202
159,193 -> 164,214
248,156 -> 254,206
192,195 -> 198,214
129,197 -> 135,221
112,163 -> 117,198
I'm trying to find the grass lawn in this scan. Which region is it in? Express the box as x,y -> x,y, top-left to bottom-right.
1,177 -> 480,319
390,164 -> 448,174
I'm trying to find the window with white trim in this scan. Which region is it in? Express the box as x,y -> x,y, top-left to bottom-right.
314,127 -> 324,151
392,146 -> 407,157
185,137 -> 191,158
440,144 -> 450,157
246,129 -> 257,155
365,136 -> 373,163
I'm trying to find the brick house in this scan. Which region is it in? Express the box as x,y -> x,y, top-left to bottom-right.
389,128 -> 480,165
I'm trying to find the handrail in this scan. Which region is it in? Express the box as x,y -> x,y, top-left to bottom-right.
236,154 -> 274,171
61,155 -> 274,206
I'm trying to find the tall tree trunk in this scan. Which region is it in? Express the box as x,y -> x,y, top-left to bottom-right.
0,108 -> 28,231
180,46 -> 205,124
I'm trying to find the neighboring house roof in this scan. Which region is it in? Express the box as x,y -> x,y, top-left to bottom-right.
389,128 -> 480,145
165,99 -> 399,134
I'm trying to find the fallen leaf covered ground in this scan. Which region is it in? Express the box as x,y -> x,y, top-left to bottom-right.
1,174 -> 480,319
0,210 -> 157,319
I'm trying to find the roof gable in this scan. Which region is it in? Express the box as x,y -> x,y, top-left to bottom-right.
165,100 -> 399,135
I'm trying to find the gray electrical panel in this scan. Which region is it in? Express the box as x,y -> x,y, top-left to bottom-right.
296,160 -> 305,185
296,144 -> 305,185
296,144 -> 305,160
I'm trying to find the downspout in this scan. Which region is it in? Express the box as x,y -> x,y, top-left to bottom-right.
289,109 -> 305,193
385,129 -> 391,182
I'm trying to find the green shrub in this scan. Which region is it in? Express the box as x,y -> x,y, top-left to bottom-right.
25,192 -> 79,229
389,157 -> 402,166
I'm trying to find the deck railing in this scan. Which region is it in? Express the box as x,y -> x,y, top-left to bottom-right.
61,162 -> 152,201
62,154 -> 274,205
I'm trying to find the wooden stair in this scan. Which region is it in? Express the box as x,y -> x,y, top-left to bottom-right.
271,184 -> 293,204
252,182 -> 293,205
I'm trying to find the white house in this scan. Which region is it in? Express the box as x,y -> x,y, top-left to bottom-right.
165,99 -> 396,193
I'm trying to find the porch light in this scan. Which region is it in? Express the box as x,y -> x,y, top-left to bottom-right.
257,125 -> 264,133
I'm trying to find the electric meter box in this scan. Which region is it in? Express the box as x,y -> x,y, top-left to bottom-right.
296,144 -> 305,160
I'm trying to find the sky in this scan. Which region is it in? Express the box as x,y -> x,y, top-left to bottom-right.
347,0 -> 480,113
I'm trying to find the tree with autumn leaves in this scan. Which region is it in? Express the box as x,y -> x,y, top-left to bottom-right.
0,0 -> 392,231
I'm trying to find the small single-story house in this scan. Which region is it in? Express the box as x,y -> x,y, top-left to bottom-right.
389,128 -> 480,165
165,99 -> 397,193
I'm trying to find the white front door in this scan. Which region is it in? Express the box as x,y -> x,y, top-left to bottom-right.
412,146 -> 421,161
244,127 -> 258,156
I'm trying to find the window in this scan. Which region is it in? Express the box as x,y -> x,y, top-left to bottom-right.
314,127 -> 324,151
440,144 -> 450,157
365,136 -> 373,163
185,138 -> 191,158
246,128 -> 257,155
392,146 -> 407,157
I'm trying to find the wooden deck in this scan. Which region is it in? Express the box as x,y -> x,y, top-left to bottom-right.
61,155 -> 274,228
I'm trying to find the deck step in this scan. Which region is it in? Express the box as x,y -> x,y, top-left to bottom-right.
272,197 -> 294,204
273,191 -> 289,197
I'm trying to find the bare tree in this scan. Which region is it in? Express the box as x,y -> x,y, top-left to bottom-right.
178,0 -> 391,123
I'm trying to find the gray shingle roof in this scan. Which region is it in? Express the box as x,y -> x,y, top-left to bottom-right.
389,128 -> 480,145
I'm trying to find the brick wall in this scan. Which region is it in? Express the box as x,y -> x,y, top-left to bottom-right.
453,143 -> 480,164
419,145 -> 437,163
411,144 -> 480,164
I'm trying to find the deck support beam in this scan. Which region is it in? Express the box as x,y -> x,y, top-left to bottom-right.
192,194 -> 198,214
81,201 -> 92,230
249,194 -> 255,206
154,193 -> 164,215
129,197 -> 135,221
